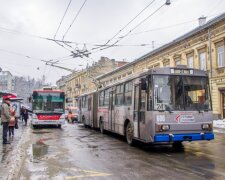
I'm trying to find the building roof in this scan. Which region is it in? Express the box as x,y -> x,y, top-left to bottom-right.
97,12 -> 225,80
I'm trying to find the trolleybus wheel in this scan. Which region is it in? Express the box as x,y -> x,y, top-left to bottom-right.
32,125 -> 37,129
100,121 -> 104,134
126,122 -> 134,145
172,142 -> 183,150
58,125 -> 61,128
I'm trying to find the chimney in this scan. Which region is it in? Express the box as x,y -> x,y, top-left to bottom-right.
198,16 -> 206,26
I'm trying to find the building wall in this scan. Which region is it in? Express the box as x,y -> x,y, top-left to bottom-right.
0,71 -> 13,92
97,17 -> 225,119
61,57 -> 128,107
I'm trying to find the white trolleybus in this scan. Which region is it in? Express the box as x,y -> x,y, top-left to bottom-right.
79,66 -> 214,146
31,88 -> 65,128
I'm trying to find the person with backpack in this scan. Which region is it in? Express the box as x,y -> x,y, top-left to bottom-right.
1,97 -> 11,144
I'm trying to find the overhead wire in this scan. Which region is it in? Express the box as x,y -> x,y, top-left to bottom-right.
0,48 -> 44,61
54,0 -> 73,39
92,0 -> 156,50
207,0 -> 224,17
62,0 -> 88,40
92,2 -> 167,53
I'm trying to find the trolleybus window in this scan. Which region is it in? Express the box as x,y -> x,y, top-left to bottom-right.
32,92 -> 65,113
152,75 -> 211,111
147,77 -> 153,110
99,91 -> 104,106
82,96 -> 88,108
183,76 -> 211,111
104,89 -> 110,106
124,81 -> 133,105
115,84 -> 124,106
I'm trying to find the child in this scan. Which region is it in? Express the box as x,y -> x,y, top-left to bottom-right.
9,107 -> 16,137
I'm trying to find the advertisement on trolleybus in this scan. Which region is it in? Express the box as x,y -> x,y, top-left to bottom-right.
31,88 -> 65,128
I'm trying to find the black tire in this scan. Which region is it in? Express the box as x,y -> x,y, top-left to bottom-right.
32,124 -> 37,129
100,121 -> 104,134
172,142 -> 183,150
58,125 -> 61,128
126,122 -> 135,145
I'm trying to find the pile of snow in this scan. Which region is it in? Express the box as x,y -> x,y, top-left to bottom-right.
213,120 -> 225,129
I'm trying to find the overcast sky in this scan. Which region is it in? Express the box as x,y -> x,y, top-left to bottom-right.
0,0 -> 225,84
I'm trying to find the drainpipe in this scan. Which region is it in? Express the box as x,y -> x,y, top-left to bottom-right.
208,28 -> 214,115
208,29 -> 212,80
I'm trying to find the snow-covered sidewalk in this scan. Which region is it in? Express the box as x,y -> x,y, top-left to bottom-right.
213,120 -> 225,129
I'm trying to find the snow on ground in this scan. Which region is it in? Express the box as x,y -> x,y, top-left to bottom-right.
213,120 -> 225,129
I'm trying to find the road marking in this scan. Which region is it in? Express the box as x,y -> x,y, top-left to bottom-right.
64,169 -> 112,179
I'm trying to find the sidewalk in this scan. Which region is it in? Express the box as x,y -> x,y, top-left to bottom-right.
213,119 -> 225,129
0,120 -> 30,179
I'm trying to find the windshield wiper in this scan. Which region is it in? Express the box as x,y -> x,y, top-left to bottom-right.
165,105 -> 174,113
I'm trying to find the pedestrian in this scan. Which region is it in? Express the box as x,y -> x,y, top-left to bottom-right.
0,97 -> 11,144
23,109 -> 29,126
8,106 -> 16,137
20,106 -> 25,122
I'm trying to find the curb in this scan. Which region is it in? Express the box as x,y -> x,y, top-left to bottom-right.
7,126 -> 31,180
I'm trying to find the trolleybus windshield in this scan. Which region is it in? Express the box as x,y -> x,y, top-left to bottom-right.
152,75 -> 211,111
32,92 -> 65,113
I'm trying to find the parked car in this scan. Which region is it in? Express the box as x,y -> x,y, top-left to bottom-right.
65,107 -> 79,123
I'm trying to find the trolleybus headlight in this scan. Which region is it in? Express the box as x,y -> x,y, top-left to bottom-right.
202,124 -> 212,130
161,125 -> 170,131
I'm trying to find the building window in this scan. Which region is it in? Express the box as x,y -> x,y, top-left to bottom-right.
187,56 -> 194,68
163,61 -> 170,67
199,52 -> 206,70
175,58 -> 181,66
217,45 -> 225,68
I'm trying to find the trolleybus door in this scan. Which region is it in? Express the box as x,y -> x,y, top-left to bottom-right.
78,98 -> 82,122
109,91 -> 115,131
134,84 -> 146,139
88,96 -> 92,127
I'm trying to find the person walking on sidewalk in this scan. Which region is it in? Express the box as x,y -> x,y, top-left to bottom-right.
8,106 -> 16,137
23,109 -> 29,126
1,97 -> 11,144
20,106 -> 25,123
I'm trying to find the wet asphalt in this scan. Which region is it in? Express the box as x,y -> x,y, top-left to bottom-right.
7,122 -> 225,180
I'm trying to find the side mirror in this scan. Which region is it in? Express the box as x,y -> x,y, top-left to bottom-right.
140,78 -> 147,90
33,92 -> 38,99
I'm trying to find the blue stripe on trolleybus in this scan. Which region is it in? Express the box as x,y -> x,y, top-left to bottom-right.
154,133 -> 214,142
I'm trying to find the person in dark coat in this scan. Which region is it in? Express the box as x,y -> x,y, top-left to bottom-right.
23,109 -> 29,126
1,98 -> 11,144
20,106 -> 25,122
